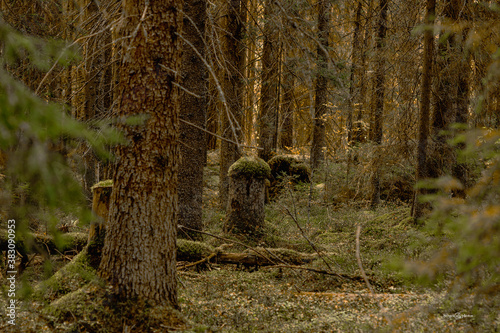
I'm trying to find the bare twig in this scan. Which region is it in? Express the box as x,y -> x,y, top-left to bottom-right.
179,118 -> 262,150
178,253 -> 216,270
281,205 -> 344,279
356,225 -> 375,294
356,225 -> 389,320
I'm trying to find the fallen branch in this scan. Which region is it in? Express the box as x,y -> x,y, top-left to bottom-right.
263,264 -> 362,281
178,253 -> 216,270
356,225 -> 375,294
178,225 -> 278,266
296,291 -> 421,298
282,204 -> 345,280
356,225 -> 389,321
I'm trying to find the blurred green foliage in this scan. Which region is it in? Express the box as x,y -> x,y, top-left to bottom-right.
0,21 -> 121,233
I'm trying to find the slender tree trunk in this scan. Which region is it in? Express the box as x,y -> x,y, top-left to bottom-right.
258,0 -> 280,161
369,0 -> 388,209
206,74 -> 219,151
178,0 -> 208,238
311,0 -> 330,169
413,0 -> 436,219
346,0 -> 364,184
219,0 -> 247,208
98,0 -> 182,308
205,6 -> 220,151
429,0 -> 457,179
452,32 -> 470,198
355,0 -> 373,144
280,60 -> 295,149
81,0 -> 114,200
245,0 -> 258,146
348,0 -> 364,147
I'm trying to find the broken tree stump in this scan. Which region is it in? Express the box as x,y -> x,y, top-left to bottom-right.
87,179 -> 112,269
224,156 -> 270,240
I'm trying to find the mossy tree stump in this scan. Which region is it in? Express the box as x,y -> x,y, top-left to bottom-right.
225,156 -> 270,240
267,155 -> 311,199
88,179 -> 112,269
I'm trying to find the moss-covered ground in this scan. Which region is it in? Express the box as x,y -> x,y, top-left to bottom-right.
0,152 -> 496,332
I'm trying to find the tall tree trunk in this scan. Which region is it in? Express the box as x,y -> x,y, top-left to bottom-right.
413,0 -> 436,219
347,0 -> 364,147
178,0 -> 208,238
258,0 -> 280,161
452,31 -> 470,198
355,0 -> 373,144
205,5 -> 220,151
280,60 -> 295,149
346,0 -> 364,184
311,0 -> 330,170
206,73 -> 219,151
81,0 -> 114,199
98,0 -> 182,308
430,0 -> 458,179
245,0 -> 258,146
219,0 -> 247,208
369,0 -> 388,209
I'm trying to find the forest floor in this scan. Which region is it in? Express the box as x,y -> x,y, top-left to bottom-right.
0,152 -> 493,332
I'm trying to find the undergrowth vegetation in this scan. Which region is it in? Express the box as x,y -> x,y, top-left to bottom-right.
1,138 -> 499,332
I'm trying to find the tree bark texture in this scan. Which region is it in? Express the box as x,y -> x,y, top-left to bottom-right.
310,0 -> 330,170
369,0 -> 388,209
98,0 -> 182,308
178,0 -> 208,237
219,0 -> 247,208
258,0 -> 280,161
413,0 -> 436,219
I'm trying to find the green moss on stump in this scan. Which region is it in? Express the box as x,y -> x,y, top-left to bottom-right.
91,179 -> 113,189
228,156 -> 271,179
268,155 -> 310,183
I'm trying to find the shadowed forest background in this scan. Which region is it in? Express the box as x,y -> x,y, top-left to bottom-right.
0,0 -> 499,332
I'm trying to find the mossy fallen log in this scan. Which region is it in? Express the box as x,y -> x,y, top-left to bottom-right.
0,230 -> 88,256
176,240 -> 316,267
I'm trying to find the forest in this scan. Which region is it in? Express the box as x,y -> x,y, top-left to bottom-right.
0,0 -> 499,332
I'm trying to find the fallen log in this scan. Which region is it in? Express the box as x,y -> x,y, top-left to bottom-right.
0,230 -> 88,255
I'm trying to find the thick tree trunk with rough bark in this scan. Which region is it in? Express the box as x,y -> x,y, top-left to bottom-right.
219,0 -> 247,208
98,0 -> 182,308
311,0 -> 330,170
413,0 -> 436,219
178,0 -> 208,238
